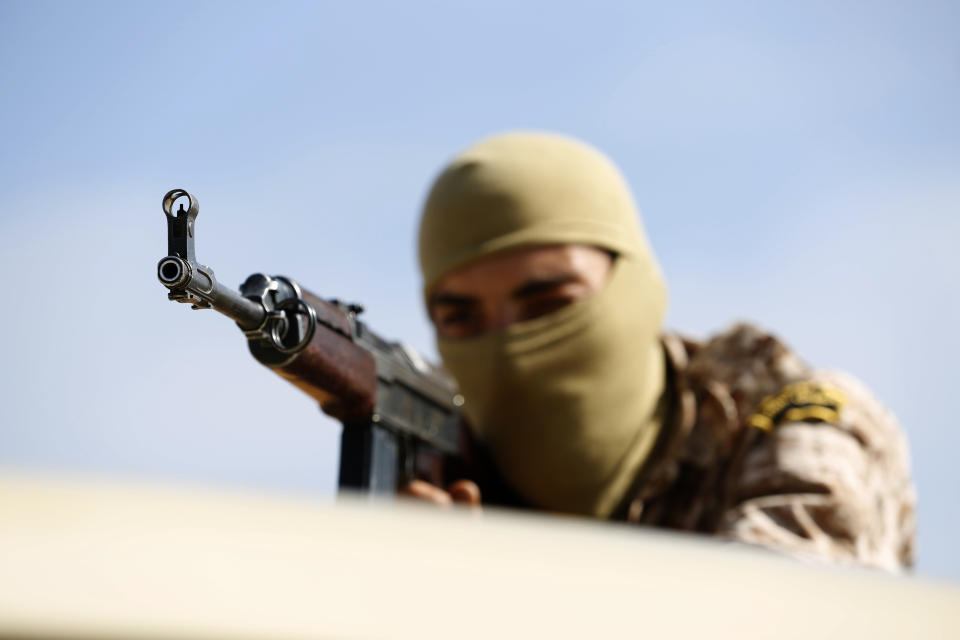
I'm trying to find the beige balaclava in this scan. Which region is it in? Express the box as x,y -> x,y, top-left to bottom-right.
419,132 -> 668,517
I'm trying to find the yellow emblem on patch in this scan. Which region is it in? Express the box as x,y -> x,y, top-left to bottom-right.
746,381 -> 847,432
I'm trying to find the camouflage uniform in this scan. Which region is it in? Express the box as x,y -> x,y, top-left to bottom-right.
617,323 -> 915,572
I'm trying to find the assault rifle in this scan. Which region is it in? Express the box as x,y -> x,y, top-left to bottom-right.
155,189 -> 466,494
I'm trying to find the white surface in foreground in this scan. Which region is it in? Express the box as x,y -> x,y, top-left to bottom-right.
0,472 -> 957,640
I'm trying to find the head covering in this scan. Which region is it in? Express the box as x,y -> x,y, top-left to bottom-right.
418,132 -> 668,516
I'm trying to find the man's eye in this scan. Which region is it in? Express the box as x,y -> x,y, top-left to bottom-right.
518,296 -> 575,321
436,310 -> 484,337
438,311 -> 478,326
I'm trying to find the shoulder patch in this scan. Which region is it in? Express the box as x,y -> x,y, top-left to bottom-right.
746,381 -> 847,432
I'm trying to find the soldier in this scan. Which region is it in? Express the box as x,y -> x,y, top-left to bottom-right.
405,131 -> 915,572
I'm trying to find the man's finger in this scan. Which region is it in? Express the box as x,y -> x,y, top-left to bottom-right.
447,480 -> 482,507
398,480 -> 453,506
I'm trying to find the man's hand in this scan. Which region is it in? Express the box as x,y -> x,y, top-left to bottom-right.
399,479 -> 482,510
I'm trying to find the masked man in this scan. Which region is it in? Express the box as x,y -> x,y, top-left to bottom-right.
409,132 -> 915,572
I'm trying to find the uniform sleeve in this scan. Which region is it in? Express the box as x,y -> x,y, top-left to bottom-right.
718,372 -> 915,572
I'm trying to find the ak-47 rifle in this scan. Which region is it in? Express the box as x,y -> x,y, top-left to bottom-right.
155,189 -> 466,494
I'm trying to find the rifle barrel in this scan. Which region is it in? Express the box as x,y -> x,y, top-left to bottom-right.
157,255 -> 266,330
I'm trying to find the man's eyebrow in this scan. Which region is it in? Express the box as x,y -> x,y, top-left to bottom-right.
511,275 -> 579,299
430,292 -> 479,307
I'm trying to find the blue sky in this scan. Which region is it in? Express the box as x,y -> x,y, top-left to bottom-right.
1,1 -> 958,579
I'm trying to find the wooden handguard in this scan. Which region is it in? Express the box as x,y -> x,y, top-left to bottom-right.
273,289 -> 378,424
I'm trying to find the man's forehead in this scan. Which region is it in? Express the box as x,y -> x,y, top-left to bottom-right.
428,245 -> 613,306
432,245 -> 586,292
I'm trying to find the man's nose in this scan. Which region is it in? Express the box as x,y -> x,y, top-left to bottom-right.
489,301 -> 517,333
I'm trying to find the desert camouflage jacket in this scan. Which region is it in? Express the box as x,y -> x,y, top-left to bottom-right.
615,324 -> 915,572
